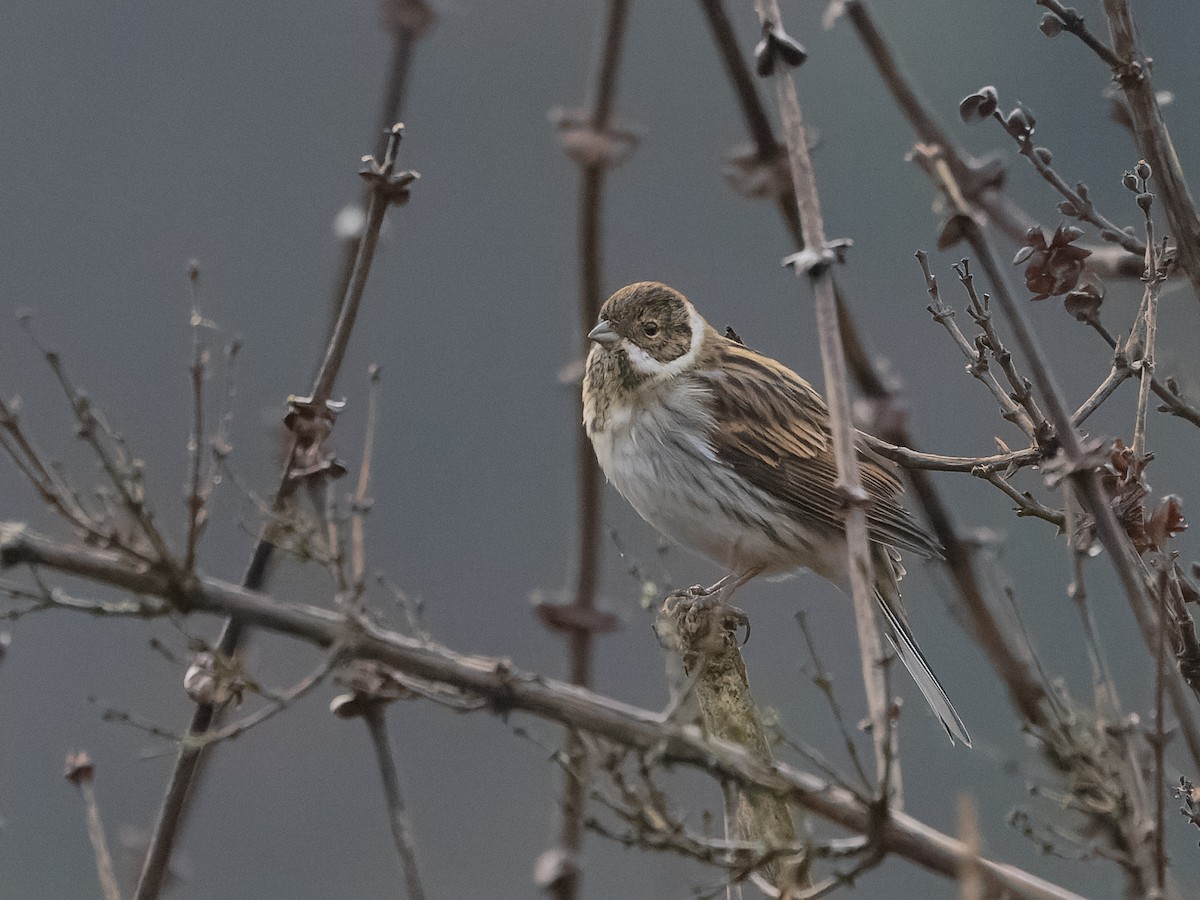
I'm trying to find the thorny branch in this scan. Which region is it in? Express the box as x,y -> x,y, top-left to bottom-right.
752,0 -> 901,805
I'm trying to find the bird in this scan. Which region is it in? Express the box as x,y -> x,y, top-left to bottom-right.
582,280 -> 970,746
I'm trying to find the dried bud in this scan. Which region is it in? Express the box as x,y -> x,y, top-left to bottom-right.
1122,171 -> 1140,192
1147,494 -> 1187,550
938,214 -> 973,250
1039,13 -> 1064,36
1019,224 -> 1091,300
1005,106 -> 1037,138
1057,200 -> 1079,217
754,22 -> 807,77
959,86 -> 998,124
65,751 -> 95,786
1135,159 -> 1152,181
1033,146 -> 1053,165
1063,284 -> 1104,325
1136,192 -> 1154,212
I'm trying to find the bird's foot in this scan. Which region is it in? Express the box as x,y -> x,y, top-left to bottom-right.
658,589 -> 751,646
661,583 -> 714,615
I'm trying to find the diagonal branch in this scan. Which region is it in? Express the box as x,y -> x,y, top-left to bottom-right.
132,126 -> 416,900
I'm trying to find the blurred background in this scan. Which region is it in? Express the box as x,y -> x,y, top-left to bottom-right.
2,1 -> 1200,897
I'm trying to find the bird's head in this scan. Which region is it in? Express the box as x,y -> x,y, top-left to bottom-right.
587,282 -> 707,381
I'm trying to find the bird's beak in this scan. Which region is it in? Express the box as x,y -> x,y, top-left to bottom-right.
588,320 -> 619,348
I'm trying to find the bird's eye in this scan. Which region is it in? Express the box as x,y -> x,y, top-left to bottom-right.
642,321 -> 659,337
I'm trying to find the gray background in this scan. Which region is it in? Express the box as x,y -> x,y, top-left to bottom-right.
2,1 -> 1200,897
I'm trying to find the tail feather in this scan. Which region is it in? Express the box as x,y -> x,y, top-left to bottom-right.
873,550 -> 971,747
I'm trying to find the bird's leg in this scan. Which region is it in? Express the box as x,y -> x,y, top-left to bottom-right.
712,567 -> 761,645
662,573 -> 732,614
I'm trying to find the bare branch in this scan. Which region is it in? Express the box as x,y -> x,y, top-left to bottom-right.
65,752 -> 122,900
363,704 -> 428,900
754,0 -> 900,801
0,523 -> 1086,900
541,3 -> 634,895
133,124 -> 417,900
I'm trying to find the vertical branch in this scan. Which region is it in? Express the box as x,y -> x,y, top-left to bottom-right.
752,0 -> 899,800
1152,567 -> 1168,896
327,0 -> 435,337
363,703 -> 428,900
1129,167 -> 1162,461
656,600 -> 804,890
133,128 -> 417,900
66,753 -> 122,900
184,262 -> 206,575
351,364 -> 383,603
538,3 -> 631,898
957,794 -> 983,900
1100,0 -> 1200,304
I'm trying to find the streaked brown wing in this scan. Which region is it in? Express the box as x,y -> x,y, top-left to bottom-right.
695,336 -> 941,558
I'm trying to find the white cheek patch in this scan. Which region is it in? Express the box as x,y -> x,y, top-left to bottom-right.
622,341 -> 663,376
621,302 -> 707,379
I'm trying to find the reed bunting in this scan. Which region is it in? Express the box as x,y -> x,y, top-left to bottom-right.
583,281 -> 969,746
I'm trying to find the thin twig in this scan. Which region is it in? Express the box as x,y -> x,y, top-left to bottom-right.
861,438 -> 1040,474
21,318 -> 175,565
351,364 -> 383,603
543,3 -> 632,896
956,262 -> 1050,438
989,106 -> 1144,256
1152,564 -> 1168,896
185,263 -> 207,574
917,252 -> 1034,436
1062,485 -> 1120,717
66,753 -> 122,900
1071,365 -> 1129,428
795,611 -> 872,794
1081,317 -> 1200,428
1130,182 -> 1162,460
202,651 -> 339,745
325,0 -> 434,342
363,703 -> 428,900
980,471 -> 1064,529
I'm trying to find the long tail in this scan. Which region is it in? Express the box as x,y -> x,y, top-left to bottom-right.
872,547 -> 971,747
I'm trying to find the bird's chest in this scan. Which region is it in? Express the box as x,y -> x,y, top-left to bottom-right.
587,384 -> 751,559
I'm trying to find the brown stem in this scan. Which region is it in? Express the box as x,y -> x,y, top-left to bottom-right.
546,3 -> 632,896
755,0 -> 900,802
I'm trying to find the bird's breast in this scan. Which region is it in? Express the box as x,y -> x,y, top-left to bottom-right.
585,379 -> 828,575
